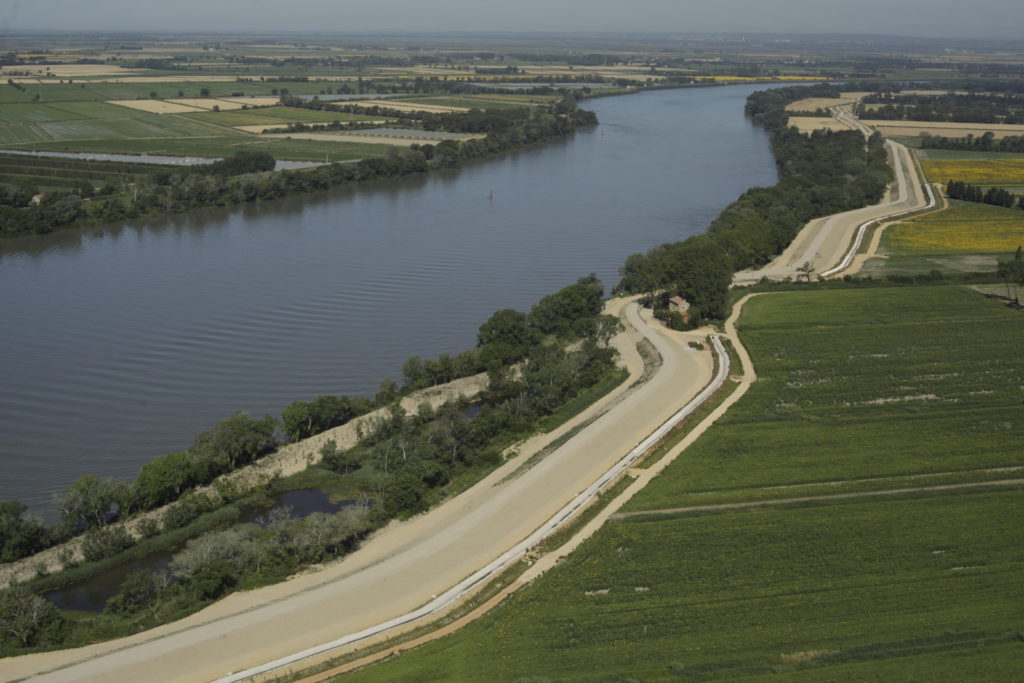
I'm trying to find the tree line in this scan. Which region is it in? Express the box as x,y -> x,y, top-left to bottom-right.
920,132 -> 1024,154
616,84 -> 892,318
859,92 -> 1024,125
945,180 -> 1020,209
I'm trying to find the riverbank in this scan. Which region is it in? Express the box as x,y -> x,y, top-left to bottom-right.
0,373 -> 489,588
2,294 -> 719,681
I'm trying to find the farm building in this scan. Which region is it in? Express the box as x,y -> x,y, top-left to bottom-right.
669,296 -> 690,324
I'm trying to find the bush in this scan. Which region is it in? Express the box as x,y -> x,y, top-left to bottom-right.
81,525 -> 135,562
137,517 -> 161,538
162,492 -> 218,530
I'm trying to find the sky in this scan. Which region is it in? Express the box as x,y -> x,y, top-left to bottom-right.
2,0 -> 1022,41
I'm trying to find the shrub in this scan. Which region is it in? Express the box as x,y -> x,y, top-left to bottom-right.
81,525 -> 135,562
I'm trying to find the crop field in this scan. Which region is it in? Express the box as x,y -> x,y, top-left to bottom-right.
0,101 -> 131,123
347,287 -> 1024,681
0,154 -> 174,190
864,120 -> 1024,139
396,95 -> 551,110
915,148 -> 1024,161
0,116 -> 220,145
3,135 -> 389,162
921,159 -> 1024,185
878,201 -> 1024,255
0,80 -> 329,105
627,287 -> 1024,509
182,106 -> 381,127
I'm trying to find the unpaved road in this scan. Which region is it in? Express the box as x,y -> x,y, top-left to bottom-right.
733,107 -> 932,284
5,299 -> 713,683
613,479 -> 1024,519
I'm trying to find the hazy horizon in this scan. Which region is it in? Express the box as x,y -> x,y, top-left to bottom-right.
2,0 -> 1023,42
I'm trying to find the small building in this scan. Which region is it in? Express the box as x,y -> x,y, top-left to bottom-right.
668,296 -> 691,324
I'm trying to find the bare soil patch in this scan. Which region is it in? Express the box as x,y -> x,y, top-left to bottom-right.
356,100 -> 469,113
217,96 -> 281,107
1,64 -> 144,78
789,117 -> 851,134
107,99 -> 206,114
863,120 -> 1024,139
167,98 -> 247,111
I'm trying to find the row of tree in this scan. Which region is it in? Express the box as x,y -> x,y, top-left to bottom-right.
920,132 -> 1024,154
858,93 -> 1024,125
945,180 -> 1019,208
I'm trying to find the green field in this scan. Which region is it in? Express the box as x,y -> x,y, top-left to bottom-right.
3,136 -> 388,162
0,80 -> 331,105
346,286 -> 1024,681
0,108 -> 227,146
182,106 -> 383,127
862,201 -> 1024,276
626,287 -> 1023,510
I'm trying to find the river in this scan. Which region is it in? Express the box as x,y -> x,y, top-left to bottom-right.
0,84 -> 778,516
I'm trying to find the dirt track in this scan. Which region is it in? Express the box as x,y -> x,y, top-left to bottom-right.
733,107 -> 933,284
613,479 -> 1024,519
5,298 -> 715,683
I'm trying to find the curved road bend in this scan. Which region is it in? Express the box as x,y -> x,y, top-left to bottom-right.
8,300 -> 713,683
733,107 -> 932,284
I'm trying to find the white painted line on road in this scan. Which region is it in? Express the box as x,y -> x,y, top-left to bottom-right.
217,326 -> 731,683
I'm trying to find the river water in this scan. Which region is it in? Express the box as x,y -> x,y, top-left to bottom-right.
0,84 -> 778,516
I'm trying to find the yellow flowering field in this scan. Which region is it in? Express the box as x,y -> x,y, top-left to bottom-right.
886,201 -> 1024,253
921,159 -> 1024,185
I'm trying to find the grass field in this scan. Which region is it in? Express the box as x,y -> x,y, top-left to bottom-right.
626,287 -> 1024,510
921,158 -> 1024,185
345,286 -> 1024,681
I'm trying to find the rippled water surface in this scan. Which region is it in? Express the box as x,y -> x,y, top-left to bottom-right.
0,85 -> 778,515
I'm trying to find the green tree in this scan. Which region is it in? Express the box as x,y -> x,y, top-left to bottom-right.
0,585 -> 65,652
58,474 -> 129,530
477,308 -> 539,366
0,501 -> 51,563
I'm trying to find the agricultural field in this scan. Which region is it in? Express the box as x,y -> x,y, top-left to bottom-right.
6,136 -> 388,162
392,94 -> 560,110
863,119 -> 1024,139
627,287 -> 1024,509
0,154 -> 177,192
920,158 -> 1024,186
347,286 -> 1024,681
883,201 -> 1024,254
181,106 -> 383,128
863,201 -> 1024,276
915,147 -> 1024,161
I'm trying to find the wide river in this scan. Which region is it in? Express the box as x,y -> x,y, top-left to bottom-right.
0,84 -> 778,516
